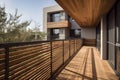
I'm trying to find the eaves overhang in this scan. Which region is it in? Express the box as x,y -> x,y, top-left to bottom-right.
55,0 -> 117,28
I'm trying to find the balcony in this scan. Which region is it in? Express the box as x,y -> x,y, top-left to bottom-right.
0,38 -> 119,80
0,38 -> 82,80
47,21 -> 68,28
56,46 -> 119,80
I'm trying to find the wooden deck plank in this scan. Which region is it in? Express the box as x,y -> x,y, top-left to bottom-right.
56,46 -> 119,80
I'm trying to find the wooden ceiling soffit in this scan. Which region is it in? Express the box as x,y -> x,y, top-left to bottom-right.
55,0 -> 116,28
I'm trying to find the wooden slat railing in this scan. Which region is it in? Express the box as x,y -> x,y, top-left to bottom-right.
0,38 -> 83,80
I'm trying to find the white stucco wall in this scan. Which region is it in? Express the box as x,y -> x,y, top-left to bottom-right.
69,18 -> 96,39
81,27 -> 96,39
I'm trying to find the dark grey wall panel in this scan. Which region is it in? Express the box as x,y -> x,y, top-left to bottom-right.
107,6 -> 116,68
116,1 -> 120,74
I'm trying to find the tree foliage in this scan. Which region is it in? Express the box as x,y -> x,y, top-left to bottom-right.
0,6 -> 45,43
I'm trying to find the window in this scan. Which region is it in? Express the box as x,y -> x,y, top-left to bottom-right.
49,11 -> 66,22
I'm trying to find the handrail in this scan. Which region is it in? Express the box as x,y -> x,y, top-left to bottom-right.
0,38 -> 77,48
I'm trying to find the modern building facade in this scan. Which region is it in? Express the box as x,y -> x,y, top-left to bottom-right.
43,5 -> 69,40
43,5 -> 96,43
0,1 -> 120,80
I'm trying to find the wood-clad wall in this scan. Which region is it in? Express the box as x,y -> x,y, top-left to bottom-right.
47,21 -> 68,28
83,39 -> 96,46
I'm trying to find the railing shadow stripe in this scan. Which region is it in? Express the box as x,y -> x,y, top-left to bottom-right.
91,48 -> 97,80
82,48 -> 89,80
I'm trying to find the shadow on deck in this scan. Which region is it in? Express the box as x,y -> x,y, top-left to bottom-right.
56,46 -> 119,80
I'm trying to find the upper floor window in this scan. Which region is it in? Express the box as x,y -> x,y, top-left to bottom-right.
48,11 -> 67,22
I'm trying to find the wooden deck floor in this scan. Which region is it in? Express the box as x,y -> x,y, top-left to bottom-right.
56,46 -> 119,80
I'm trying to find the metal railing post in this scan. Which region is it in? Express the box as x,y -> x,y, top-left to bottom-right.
75,39 -> 76,52
50,41 -> 53,80
69,40 -> 71,58
5,45 -> 9,80
74,39 -> 75,54
62,40 -> 64,64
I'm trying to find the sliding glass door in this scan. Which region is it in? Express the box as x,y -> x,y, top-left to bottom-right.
107,6 -> 116,69
107,1 -> 120,75
116,1 -> 120,74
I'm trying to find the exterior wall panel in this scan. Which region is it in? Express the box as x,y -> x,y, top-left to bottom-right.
116,1 -> 120,74
47,21 -> 68,28
107,6 -> 116,69
81,27 -> 96,39
43,5 -> 64,40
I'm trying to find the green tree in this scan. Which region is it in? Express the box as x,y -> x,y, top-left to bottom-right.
0,6 -> 30,43
0,6 -> 7,43
0,6 -> 46,43
26,25 -> 46,41
6,9 -> 30,42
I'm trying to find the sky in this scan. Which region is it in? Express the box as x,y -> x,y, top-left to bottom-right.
0,0 -> 57,31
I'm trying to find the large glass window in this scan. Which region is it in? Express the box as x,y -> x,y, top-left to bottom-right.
50,28 -> 65,40
51,12 -> 60,22
116,2 -> 120,43
107,6 -> 116,69
48,12 -> 67,22
116,1 -> 120,74
70,29 -> 81,38
51,29 -> 59,40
